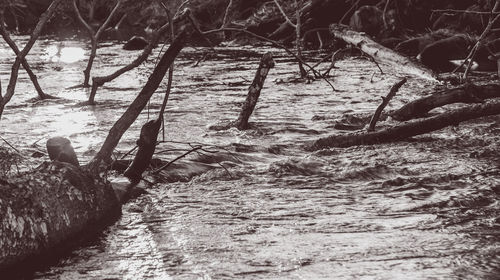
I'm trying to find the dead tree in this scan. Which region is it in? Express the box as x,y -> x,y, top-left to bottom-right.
210,53 -> 275,131
0,27 -> 189,277
391,83 -> 500,121
0,11 -> 53,100
235,53 -> 275,129
73,0 -> 123,87
273,0 -> 307,77
88,29 -> 188,172
461,0 -> 500,80
87,20 -> 172,104
309,98 -> 500,150
0,0 -> 63,121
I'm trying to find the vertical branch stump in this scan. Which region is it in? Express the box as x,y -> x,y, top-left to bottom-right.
123,119 -> 162,183
235,53 -> 275,130
368,78 -> 407,132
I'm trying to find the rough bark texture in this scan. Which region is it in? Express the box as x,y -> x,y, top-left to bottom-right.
309,99 -> 500,150
329,24 -> 437,81
235,53 -> 275,130
124,118 -> 162,183
0,162 -> 121,276
391,83 -> 500,121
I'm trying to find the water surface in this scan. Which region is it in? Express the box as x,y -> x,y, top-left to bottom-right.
0,37 -> 499,279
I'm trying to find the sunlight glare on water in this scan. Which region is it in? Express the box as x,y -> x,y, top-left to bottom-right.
43,45 -> 85,63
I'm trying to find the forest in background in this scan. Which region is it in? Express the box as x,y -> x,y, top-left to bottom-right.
2,0 -> 499,44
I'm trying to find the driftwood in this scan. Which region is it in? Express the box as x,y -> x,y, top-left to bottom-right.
329,24 -> 437,81
368,78 -> 407,131
0,162 -> 121,277
309,99 -> 500,150
391,83 -> 500,121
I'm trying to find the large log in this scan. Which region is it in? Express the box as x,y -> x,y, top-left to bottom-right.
309,99 -> 500,150
329,24 -> 437,81
0,162 -> 121,276
391,83 -> 500,121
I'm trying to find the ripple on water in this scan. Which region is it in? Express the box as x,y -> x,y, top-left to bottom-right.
1,38 -> 499,279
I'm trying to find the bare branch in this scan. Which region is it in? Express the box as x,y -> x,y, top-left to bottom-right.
273,0 -> 296,28
368,78 -> 406,132
96,0 -> 123,39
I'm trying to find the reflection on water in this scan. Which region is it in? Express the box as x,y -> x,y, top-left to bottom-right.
0,37 -> 499,279
43,45 -> 85,63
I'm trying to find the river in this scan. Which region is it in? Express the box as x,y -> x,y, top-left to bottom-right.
0,37 -> 499,279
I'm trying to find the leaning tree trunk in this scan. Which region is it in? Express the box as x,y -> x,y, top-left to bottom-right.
88,30 -> 188,172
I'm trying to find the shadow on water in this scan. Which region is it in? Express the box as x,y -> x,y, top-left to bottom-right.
0,37 -> 499,279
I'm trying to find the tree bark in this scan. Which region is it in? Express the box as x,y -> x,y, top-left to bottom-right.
329,24 -> 437,81
123,118 -> 162,183
210,52 -> 275,131
391,83 -> 500,121
0,162 -> 121,276
309,99 -> 500,150
235,53 -> 275,129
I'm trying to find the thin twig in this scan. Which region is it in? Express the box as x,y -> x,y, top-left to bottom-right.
461,1 -> 500,80
273,0 -> 296,28
0,135 -> 21,154
152,146 -> 203,174
382,0 -> 391,29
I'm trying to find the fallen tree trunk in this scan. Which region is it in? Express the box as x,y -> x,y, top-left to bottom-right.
329,24 -> 437,81
0,162 -> 121,277
309,99 -> 500,150
391,83 -> 500,121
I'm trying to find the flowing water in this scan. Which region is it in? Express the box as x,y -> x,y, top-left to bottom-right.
0,37 -> 499,279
